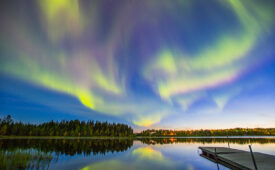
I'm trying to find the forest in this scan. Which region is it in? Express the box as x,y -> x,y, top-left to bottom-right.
138,128 -> 275,137
1,115 -> 274,137
0,115 -> 133,137
138,137 -> 275,145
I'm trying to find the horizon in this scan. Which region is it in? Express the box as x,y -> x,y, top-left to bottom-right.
0,114 -> 274,133
1,0 -> 275,131
2,114 -> 275,134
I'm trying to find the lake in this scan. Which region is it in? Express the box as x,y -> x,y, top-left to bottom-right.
0,137 -> 274,169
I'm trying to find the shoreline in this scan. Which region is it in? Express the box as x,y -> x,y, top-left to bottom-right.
1,135 -> 275,139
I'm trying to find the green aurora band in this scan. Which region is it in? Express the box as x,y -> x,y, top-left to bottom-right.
0,0 -> 274,127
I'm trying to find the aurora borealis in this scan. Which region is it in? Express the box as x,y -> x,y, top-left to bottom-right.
0,0 -> 275,129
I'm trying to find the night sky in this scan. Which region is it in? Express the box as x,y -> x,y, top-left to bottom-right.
1,0 -> 275,130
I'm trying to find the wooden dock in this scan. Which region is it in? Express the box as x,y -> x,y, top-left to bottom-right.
199,147 -> 275,170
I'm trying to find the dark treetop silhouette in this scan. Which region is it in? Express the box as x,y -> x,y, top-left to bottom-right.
0,115 -> 133,137
138,128 -> 275,137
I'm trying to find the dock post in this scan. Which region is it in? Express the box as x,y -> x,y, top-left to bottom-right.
227,133 -> 230,148
249,145 -> 258,170
214,148 -> 220,170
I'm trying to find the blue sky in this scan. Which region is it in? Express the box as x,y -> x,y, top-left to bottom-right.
0,0 -> 275,130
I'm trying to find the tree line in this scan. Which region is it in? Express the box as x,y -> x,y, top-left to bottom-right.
0,115 -> 133,137
138,138 -> 275,145
138,128 -> 275,137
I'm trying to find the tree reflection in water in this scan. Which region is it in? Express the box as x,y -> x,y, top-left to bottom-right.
0,139 -> 134,156
0,138 -> 134,169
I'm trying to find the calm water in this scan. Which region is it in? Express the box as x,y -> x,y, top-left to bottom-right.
0,137 -> 274,170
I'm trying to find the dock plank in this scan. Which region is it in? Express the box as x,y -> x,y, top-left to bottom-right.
219,152 -> 275,170
199,147 -> 245,154
199,147 -> 275,170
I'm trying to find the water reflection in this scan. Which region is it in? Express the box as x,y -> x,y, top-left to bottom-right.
0,137 -> 274,169
0,139 -> 133,156
132,146 -> 164,161
82,146 -> 174,170
0,149 -> 57,169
